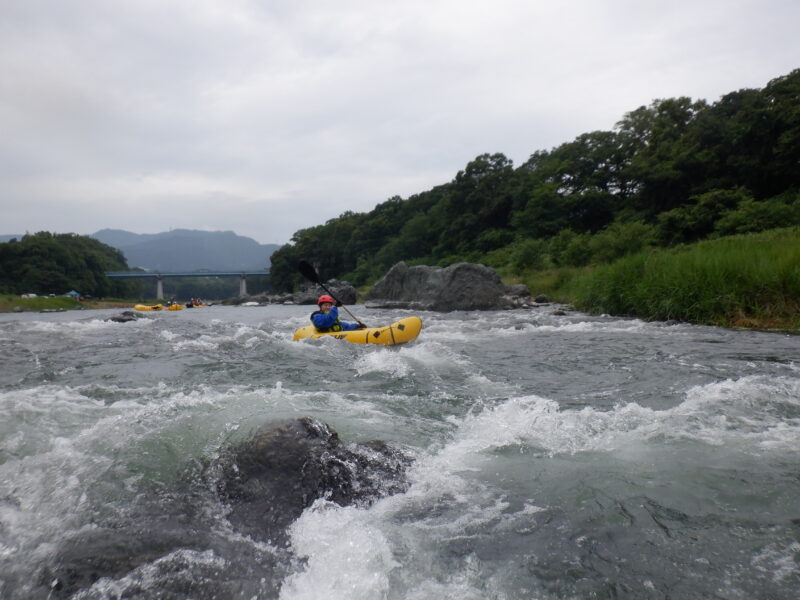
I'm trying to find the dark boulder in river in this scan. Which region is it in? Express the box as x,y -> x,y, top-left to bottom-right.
217,417 -> 410,540
40,417 -> 411,599
365,261 -> 532,311
105,310 -> 141,323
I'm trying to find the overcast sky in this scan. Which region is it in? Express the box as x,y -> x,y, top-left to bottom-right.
1,0 -> 798,244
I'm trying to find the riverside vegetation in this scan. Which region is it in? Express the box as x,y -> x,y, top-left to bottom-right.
2,70 -> 799,327
0,295 -> 134,313
0,232 -> 142,299
267,69 -> 799,329
0,232 -> 269,304
535,227 -> 800,329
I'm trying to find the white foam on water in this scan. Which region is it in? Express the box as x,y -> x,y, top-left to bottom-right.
668,375 -> 800,451
278,451 -> 527,600
279,501 -> 397,600
277,372 -> 800,597
351,339 -> 474,381
157,321 -> 282,352
173,336 -> 220,351
0,381 -> 287,595
419,313 -> 653,345
22,317 -> 155,334
751,541 -> 800,583
273,373 -> 800,597
421,374 -> 800,463
159,329 -> 179,341
0,386 -> 108,456
531,318 -> 650,334
417,312 -> 532,343
0,432 -> 113,569
353,349 -> 412,378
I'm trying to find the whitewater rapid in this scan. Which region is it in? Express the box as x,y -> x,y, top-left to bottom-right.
1,305 -> 798,599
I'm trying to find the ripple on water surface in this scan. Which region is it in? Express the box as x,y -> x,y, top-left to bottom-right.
1,306 -> 799,599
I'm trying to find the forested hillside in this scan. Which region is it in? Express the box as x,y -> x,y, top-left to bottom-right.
0,232 -> 141,297
269,69 -> 800,292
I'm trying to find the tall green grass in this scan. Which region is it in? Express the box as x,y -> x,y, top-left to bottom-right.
564,227 -> 800,327
0,295 -> 81,312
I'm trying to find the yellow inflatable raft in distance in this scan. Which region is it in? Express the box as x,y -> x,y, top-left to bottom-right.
293,316 -> 422,346
166,304 -> 183,311
134,304 -> 163,311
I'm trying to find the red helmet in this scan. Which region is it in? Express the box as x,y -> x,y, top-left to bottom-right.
317,295 -> 335,305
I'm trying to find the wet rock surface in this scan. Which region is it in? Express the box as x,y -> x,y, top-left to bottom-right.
106,310 -> 141,322
40,417 -> 411,599
365,261 -> 532,311
234,279 -> 357,306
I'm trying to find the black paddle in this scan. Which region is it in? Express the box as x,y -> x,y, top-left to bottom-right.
298,261 -> 366,327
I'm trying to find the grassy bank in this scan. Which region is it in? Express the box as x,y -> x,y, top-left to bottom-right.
0,295 -> 135,313
522,227 -> 800,329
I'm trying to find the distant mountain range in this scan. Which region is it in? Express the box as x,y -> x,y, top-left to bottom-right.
90,229 -> 280,272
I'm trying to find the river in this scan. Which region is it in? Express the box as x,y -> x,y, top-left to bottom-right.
1,304 -> 798,599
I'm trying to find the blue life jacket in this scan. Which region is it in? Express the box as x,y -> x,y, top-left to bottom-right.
310,306 -> 358,332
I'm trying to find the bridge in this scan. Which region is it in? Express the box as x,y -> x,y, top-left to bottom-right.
105,270 -> 269,299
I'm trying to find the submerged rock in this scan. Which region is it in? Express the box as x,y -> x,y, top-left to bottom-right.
106,310 -> 140,323
365,261 -> 532,311
40,417 -> 411,599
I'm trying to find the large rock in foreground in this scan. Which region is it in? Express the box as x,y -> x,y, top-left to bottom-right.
41,417 -> 411,600
365,262 -> 531,311
217,417 -> 410,539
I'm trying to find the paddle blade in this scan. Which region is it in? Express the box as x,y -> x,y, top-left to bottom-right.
298,261 -> 321,284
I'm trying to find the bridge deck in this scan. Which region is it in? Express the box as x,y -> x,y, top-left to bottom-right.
105,271 -> 269,278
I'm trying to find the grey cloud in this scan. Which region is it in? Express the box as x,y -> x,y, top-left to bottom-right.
1,0 -> 798,243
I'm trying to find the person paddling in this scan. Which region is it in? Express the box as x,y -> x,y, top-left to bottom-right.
311,295 -> 366,332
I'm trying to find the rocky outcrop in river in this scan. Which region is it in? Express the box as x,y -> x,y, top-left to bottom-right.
365,261 -> 532,311
41,417 -> 410,599
233,279 -> 357,306
105,310 -> 141,323
217,417 -> 410,539
289,279 -> 357,305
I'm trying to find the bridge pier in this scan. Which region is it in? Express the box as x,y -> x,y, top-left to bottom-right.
104,270 -> 269,300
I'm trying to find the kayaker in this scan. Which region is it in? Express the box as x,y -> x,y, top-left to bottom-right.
311,295 -> 365,332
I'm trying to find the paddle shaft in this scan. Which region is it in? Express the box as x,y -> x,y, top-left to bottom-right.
298,261 -> 365,326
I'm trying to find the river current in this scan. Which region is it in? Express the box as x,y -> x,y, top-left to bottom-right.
1,304 -> 798,599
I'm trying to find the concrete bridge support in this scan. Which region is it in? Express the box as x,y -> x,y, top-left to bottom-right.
156,276 -> 164,300
239,275 -> 247,297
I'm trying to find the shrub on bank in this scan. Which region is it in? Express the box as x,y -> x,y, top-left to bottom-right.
567,227 -> 800,327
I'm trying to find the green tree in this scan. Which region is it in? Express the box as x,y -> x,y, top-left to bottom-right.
511,183 -> 569,238
0,232 -> 140,296
434,153 -> 517,256
617,97 -> 708,218
264,69 -> 800,291
587,221 -> 658,264
657,188 -> 752,245
714,193 -> 800,236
